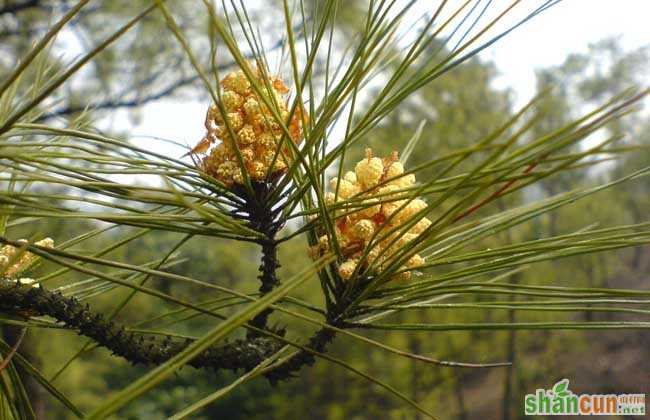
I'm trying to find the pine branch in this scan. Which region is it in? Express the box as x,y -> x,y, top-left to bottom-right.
265,326 -> 336,384
34,22 -> 309,121
0,281 -> 283,373
35,74 -> 201,121
0,279 -> 349,383
231,182 -> 285,332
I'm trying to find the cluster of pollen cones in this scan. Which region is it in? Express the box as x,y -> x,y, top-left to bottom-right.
193,67 -> 305,186
312,149 -> 429,282
191,70 -> 428,282
0,237 -> 54,287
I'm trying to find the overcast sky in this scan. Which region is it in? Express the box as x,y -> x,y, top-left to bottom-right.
106,1 -> 650,153
486,0 -> 649,104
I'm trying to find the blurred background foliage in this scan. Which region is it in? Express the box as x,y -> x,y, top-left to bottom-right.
0,1 -> 648,419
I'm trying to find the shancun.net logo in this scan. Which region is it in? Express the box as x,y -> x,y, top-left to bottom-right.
524,379 -> 646,416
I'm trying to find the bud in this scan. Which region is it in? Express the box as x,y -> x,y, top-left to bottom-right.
338,260 -> 357,280
355,149 -> 384,189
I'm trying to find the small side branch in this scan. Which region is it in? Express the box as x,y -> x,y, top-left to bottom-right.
0,281 -> 342,383
265,326 -> 337,384
0,282 -> 283,373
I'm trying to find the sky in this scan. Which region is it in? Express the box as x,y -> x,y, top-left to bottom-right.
485,0 -> 650,104
105,1 -> 650,153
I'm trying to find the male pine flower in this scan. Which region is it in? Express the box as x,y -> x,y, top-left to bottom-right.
194,67 -> 305,186
314,149 -> 429,281
0,237 -> 54,285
